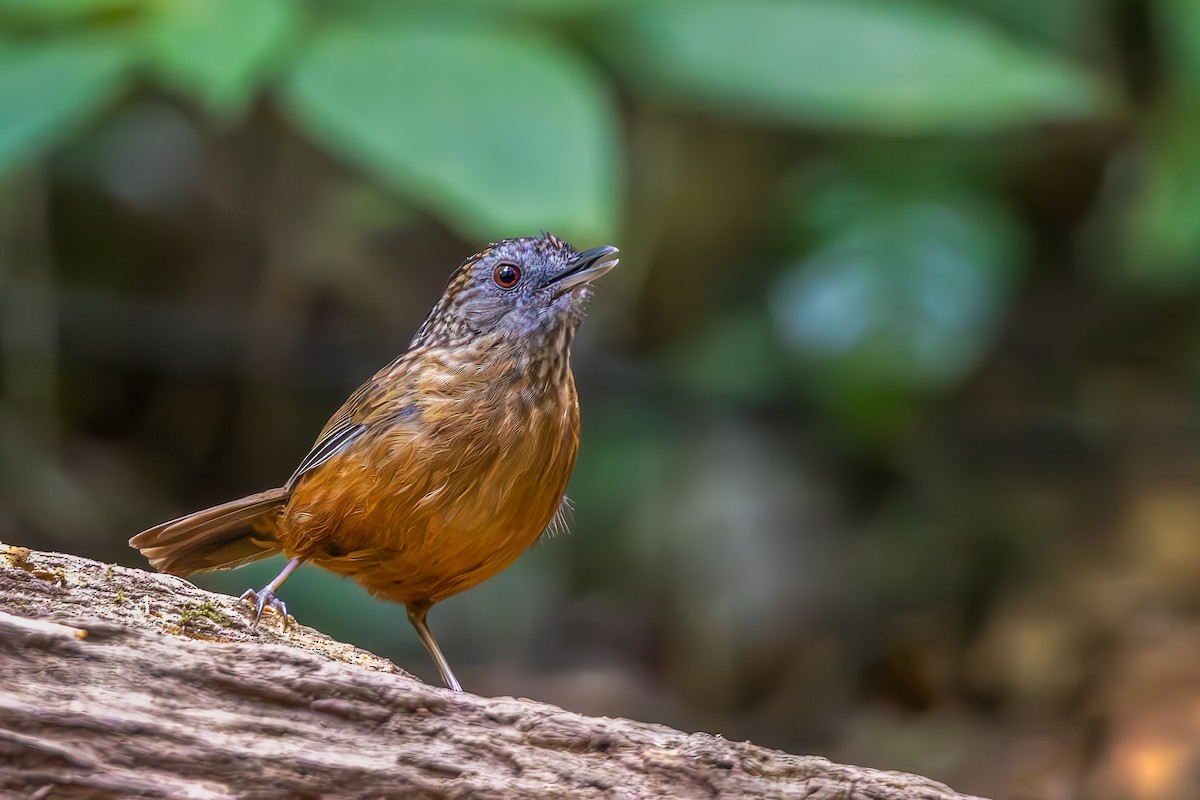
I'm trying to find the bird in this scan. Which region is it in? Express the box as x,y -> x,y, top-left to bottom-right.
129,233 -> 619,692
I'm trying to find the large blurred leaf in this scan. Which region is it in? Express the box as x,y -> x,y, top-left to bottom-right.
0,0 -> 139,22
142,0 -> 300,120
610,0 -> 1108,132
284,19 -> 619,240
771,169 -> 1021,420
333,0 -> 647,19
949,0 -> 1101,51
0,36 -> 130,180
446,0 -> 647,12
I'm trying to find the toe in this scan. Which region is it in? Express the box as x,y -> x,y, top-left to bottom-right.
239,588 -> 292,630
253,593 -> 270,624
274,599 -> 291,631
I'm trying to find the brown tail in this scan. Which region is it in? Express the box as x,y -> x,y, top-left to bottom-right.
129,488 -> 289,578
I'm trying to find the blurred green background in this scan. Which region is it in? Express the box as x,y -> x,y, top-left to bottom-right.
4,0 -> 1200,796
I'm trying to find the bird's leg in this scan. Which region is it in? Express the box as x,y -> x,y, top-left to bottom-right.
406,602 -> 463,692
240,557 -> 303,630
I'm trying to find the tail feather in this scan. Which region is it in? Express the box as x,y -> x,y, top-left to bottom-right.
130,488 -> 289,578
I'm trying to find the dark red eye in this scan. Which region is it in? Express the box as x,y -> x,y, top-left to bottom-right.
493,263 -> 521,288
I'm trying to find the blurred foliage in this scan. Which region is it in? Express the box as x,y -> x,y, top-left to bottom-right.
0,0 -> 1113,238
0,36 -> 130,176
611,1 -> 1107,131
8,1 -> 1200,798
284,19 -> 618,238
141,0 -> 298,120
771,161 -> 1024,431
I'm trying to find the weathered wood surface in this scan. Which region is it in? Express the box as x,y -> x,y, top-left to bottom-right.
0,543 -> 988,799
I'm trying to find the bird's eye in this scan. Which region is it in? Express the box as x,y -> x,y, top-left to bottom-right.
493,263 -> 521,289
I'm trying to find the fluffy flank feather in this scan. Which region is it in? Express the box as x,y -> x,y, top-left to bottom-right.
543,496 -> 574,539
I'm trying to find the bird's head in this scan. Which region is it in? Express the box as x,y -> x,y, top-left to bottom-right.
413,233 -> 619,348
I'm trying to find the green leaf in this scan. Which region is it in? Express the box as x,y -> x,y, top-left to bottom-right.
610,0 -> 1109,132
0,0 -> 140,23
442,0 -> 648,12
142,0 -> 300,121
284,19 -> 619,240
0,36 -> 130,180
949,0 -> 1102,51
331,0 -> 648,20
771,169 -> 1021,402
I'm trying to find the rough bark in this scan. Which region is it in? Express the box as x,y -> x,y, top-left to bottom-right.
0,543 -> 988,800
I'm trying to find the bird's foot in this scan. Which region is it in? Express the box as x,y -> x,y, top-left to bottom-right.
239,587 -> 291,630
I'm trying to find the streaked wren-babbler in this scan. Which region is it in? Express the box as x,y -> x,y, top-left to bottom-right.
131,233 -> 620,692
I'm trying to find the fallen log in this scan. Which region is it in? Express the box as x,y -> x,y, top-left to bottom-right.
0,543 -> 987,799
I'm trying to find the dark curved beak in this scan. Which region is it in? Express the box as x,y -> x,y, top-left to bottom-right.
546,245 -> 620,295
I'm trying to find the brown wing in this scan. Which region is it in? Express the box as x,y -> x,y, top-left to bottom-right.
286,352 -> 421,490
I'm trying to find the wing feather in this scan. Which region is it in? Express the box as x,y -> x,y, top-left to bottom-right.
285,422 -> 367,490
287,354 -> 422,489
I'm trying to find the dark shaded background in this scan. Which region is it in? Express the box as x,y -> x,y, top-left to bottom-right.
4,1 -> 1200,797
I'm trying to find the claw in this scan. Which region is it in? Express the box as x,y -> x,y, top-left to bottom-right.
236,557 -> 302,632
240,587 -> 291,631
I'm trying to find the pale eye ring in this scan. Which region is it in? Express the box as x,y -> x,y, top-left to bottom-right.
493,262 -> 521,289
